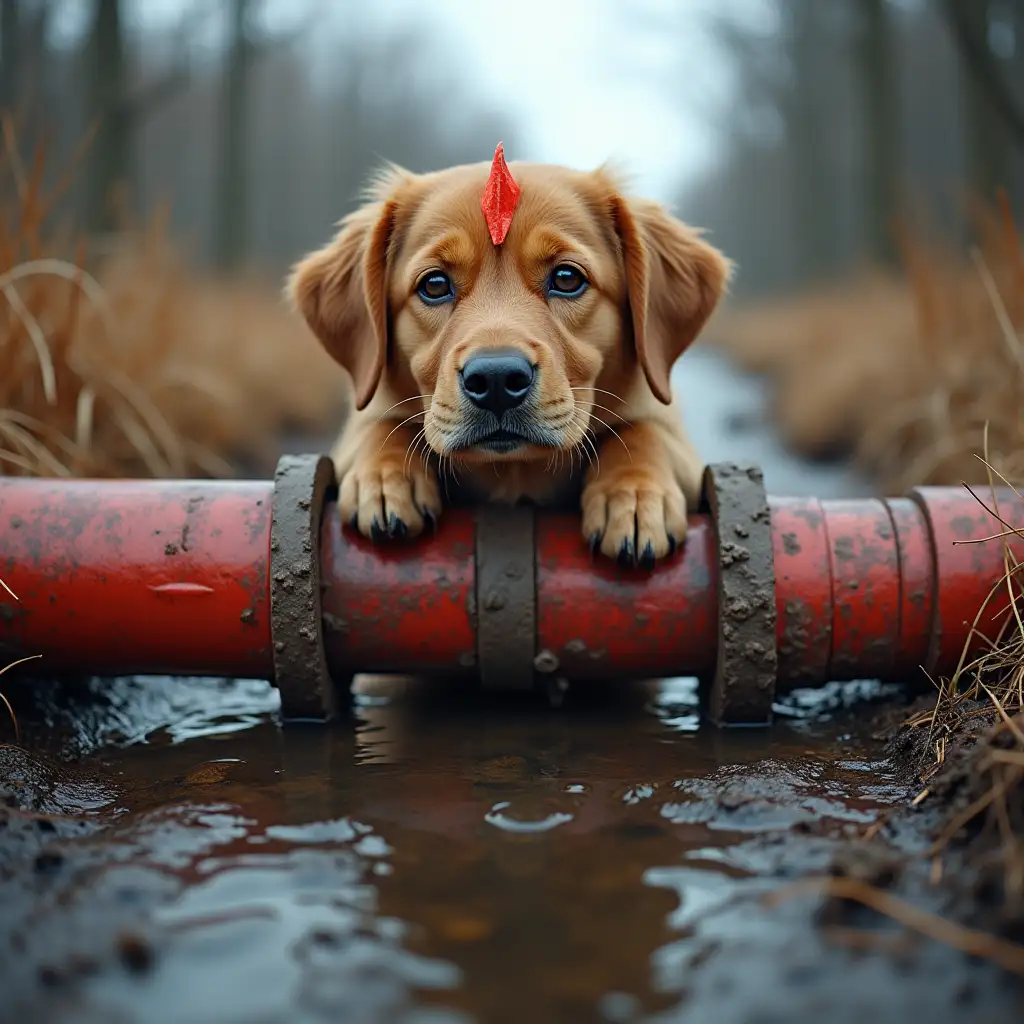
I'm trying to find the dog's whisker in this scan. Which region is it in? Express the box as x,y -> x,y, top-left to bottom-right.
374,395 -> 433,423
570,386 -> 627,405
576,400 -> 631,425
436,445 -> 461,499
572,409 -> 604,477
579,432 -> 600,474
376,411 -> 427,456
569,410 -> 599,475
403,428 -> 427,479
542,416 -> 575,430
574,439 -> 596,478
585,414 -> 632,463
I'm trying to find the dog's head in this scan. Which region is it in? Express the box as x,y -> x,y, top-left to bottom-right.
288,157 -> 731,463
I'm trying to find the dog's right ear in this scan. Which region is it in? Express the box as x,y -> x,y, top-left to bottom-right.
286,198 -> 399,411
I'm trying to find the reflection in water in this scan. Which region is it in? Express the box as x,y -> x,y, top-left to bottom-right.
8,665 -> 1012,1023
1,669 -> 953,1024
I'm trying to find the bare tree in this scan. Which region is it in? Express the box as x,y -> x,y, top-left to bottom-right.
83,0 -> 213,233
941,0 -> 1020,197
783,1 -> 845,283
857,0 -> 899,267
84,0 -> 129,231
215,0 -> 253,269
1,0 -> 18,114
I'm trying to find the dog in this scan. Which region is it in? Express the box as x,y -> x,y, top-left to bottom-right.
287,147 -> 732,567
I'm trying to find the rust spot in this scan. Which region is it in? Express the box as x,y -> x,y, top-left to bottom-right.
950,515 -> 978,539
833,536 -> 856,562
790,506 -> 823,529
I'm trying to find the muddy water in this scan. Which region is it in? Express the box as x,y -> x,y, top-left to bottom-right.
1,351 -> 1014,1022
4,673 -> 923,1024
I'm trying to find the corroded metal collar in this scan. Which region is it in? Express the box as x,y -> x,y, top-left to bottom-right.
700,462 -> 779,725
270,454 -> 338,721
474,504 -> 538,692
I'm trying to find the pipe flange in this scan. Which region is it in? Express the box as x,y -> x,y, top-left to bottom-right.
270,453 -> 338,720
700,462 -> 778,726
474,504 -> 537,692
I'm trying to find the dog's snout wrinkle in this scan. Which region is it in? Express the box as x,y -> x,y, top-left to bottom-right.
459,349 -> 536,417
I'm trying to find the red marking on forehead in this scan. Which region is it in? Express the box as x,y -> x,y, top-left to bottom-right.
481,142 -> 521,247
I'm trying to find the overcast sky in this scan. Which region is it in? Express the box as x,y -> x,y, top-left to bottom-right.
52,0 -> 774,203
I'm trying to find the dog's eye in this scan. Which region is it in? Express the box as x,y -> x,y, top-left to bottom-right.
547,264 -> 588,299
417,271 -> 455,305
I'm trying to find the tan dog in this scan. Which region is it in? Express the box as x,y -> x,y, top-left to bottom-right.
287,151 -> 732,567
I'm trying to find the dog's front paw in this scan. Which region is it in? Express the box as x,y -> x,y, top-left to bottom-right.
339,456 -> 442,542
581,469 -> 688,568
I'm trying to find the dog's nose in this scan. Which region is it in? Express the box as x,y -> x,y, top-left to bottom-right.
459,350 -> 535,416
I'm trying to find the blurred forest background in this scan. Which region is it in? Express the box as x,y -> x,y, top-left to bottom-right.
0,0 -> 1022,485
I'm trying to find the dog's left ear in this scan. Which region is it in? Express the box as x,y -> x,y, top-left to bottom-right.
611,194 -> 733,404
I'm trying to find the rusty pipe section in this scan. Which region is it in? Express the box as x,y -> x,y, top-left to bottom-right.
1,457 -> 1022,726
0,477 -> 275,679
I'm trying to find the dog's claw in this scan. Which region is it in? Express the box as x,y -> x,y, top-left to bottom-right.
588,532 -> 602,555
667,534 -> 677,557
422,508 -> 438,534
617,537 -> 635,567
387,513 -> 407,539
369,517 -> 387,543
348,512 -> 359,531
639,541 -> 656,570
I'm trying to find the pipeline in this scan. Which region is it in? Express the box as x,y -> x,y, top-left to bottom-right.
1,456 -> 1021,726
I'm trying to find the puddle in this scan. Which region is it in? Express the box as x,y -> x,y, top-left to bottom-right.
5,669 -> 993,1024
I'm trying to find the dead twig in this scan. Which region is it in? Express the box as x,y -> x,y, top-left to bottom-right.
764,875 -> 1024,975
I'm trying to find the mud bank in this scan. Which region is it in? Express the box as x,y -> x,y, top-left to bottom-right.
0,673 -> 1021,1024
871,695 -> 1024,961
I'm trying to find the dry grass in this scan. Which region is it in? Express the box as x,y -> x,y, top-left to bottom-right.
0,119 -> 345,480
714,194 -> 1024,495
0,123 -> 348,745
902,455 -> 1024,899
759,465 -> 1024,974
836,455 -> 1024,971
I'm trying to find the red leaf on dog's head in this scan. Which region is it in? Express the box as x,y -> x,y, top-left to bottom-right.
481,142 -> 521,246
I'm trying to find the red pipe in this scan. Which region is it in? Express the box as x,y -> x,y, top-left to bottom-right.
1,473 -> 1022,708
319,506 -> 477,676
534,514 -> 718,682
0,479 -> 273,678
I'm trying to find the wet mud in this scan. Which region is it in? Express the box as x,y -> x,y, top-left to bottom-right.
1,672 -> 1021,1024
